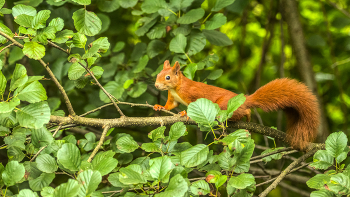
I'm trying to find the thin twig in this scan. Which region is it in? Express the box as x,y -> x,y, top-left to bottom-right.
47,39 -> 124,117
250,150 -> 299,164
30,125 -> 62,162
87,125 -> 110,162
250,147 -> 293,161
255,161 -> 312,187
0,30 -> 76,116
326,0 -> 350,18
0,43 -> 14,53
258,150 -> 317,197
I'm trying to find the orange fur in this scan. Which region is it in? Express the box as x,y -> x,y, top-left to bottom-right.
154,61 -> 320,150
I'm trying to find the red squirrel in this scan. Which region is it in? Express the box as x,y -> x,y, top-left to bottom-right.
153,60 -> 320,150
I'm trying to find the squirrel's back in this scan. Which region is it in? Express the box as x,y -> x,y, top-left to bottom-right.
246,78 -> 320,149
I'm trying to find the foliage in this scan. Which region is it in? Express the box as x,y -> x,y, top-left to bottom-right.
0,0 -> 349,196
307,131 -> 350,196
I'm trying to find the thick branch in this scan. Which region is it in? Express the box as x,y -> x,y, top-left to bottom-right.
50,115 -> 325,151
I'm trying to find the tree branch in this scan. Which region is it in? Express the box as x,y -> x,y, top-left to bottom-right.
0,30 -> 76,116
258,149 -> 317,197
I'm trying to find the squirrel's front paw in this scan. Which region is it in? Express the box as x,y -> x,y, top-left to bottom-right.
179,110 -> 189,121
153,104 -> 165,111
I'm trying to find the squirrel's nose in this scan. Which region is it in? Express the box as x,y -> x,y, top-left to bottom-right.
155,83 -> 159,89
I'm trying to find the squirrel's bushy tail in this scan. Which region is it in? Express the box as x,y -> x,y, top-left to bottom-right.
246,78 -> 320,150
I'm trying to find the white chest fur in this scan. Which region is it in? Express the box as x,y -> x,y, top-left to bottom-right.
169,89 -> 188,106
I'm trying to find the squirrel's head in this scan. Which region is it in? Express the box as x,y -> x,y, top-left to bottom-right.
155,60 -> 181,90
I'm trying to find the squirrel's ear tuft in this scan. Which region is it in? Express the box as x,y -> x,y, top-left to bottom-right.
173,61 -> 180,75
163,60 -> 171,69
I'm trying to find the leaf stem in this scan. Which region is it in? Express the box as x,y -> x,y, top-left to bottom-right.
184,53 -> 193,63
202,12 -> 212,24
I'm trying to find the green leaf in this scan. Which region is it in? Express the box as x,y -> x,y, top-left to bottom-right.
135,17 -> 158,37
215,175 -> 227,188
183,63 -> 197,80
12,4 -> 36,17
23,41 -> 45,60
329,173 -> 350,192
218,148 -> 234,170
170,0 -> 195,11
53,179 -> 80,197
155,174 -> 188,197
169,122 -> 187,140
169,33 -> 187,53
141,143 -> 161,152
97,0 -> 120,13
68,62 -> 85,81
260,147 -> 284,163
77,170 -> 102,197
147,40 -> 166,59
72,33 -> 87,48
190,180 -> 210,196
202,29 -> 233,46
83,44 -> 100,59
306,174 -> 331,189
17,81 -> 47,103
14,14 -> 33,28
309,150 -> 334,170
31,127 -> 53,148
149,156 -> 174,180
41,187 -> 54,197
211,0 -> 235,12
227,94 -> 246,117
205,13 -> 227,30
148,126 -> 166,141
36,154 -> 57,173
325,131 -> 348,158
29,173 -> 55,191
32,10 -> 51,29
141,0 -> 167,14
72,0 -> 91,5
119,165 -> 147,185
177,8 -> 205,24
127,82 -> 147,98
72,8 -> 101,36
180,144 -> 209,167
187,31 -> 206,56
18,189 -> 37,197
10,63 -> 28,91
0,22 -> 14,44
4,132 -> 26,150
57,143 -> 81,171
2,160 -> 25,186
187,98 -> 220,126
147,24 -> 166,39
119,0 -> 138,8
310,190 -> 334,197
92,37 -> 110,53
52,29 -> 74,44
90,66 -> 104,79
112,41 -> 125,52
207,69 -> 223,80
233,139 -> 255,173
49,17 -> 64,31
99,81 -> 124,103
108,172 -> 128,187
92,151 -> 118,176
116,136 -> 139,153
16,101 -> 51,129
133,55 -> 149,73
228,173 -> 255,189
0,98 -> 20,113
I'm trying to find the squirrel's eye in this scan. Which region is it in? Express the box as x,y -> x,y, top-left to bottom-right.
166,76 -> 170,80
